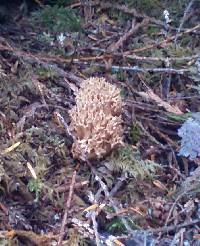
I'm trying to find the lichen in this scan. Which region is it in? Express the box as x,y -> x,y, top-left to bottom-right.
178,114 -> 200,160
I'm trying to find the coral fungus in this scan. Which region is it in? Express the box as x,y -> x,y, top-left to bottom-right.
69,77 -> 123,160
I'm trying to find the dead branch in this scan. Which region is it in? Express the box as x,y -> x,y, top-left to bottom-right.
124,24 -> 200,55
99,2 -> 165,27
108,19 -> 149,52
123,54 -> 199,63
148,124 -> 178,148
174,0 -> 196,44
55,181 -> 89,193
79,62 -> 188,74
93,174 -> 136,235
5,230 -> 57,245
150,218 -> 200,234
57,170 -> 77,246
91,211 -> 100,246
0,42 -> 83,85
75,50 -> 199,63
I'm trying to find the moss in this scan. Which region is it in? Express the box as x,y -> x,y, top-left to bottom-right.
31,5 -> 82,34
130,122 -> 141,144
125,0 -> 163,17
147,26 -> 160,38
109,146 -> 160,179
106,217 -> 127,234
166,44 -> 193,57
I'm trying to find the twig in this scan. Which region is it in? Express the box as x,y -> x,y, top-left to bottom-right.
108,19 -> 149,52
148,123 -> 179,148
136,120 -> 165,149
94,173 -> 137,235
126,99 -> 174,114
0,42 -> 83,85
68,53 -> 199,63
78,62 -> 188,74
170,228 -> 185,246
109,174 -> 126,197
98,0 -> 198,35
57,170 -> 77,246
123,54 -> 199,63
87,161 -> 134,235
165,192 -> 186,226
110,65 -> 187,74
174,0 -> 195,45
91,211 -> 101,246
55,181 -> 89,193
99,2 -> 166,28
149,218 -> 200,234
124,24 -> 200,55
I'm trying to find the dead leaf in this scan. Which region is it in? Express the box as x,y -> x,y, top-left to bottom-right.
2,142 -> 21,155
83,203 -> 99,212
11,60 -> 19,74
139,89 -> 183,115
114,239 -> 125,246
27,162 -> 37,179
153,180 -> 168,191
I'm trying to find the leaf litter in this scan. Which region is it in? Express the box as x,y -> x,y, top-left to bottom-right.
0,0 -> 200,245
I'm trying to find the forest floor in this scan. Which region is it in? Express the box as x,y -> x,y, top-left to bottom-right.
0,0 -> 200,245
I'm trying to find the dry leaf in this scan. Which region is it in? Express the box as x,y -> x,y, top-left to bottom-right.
153,180 -> 168,191
83,203 -> 99,212
139,89 -> 183,115
27,162 -> 37,179
2,142 -> 21,155
113,239 -> 125,246
11,60 -> 19,74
